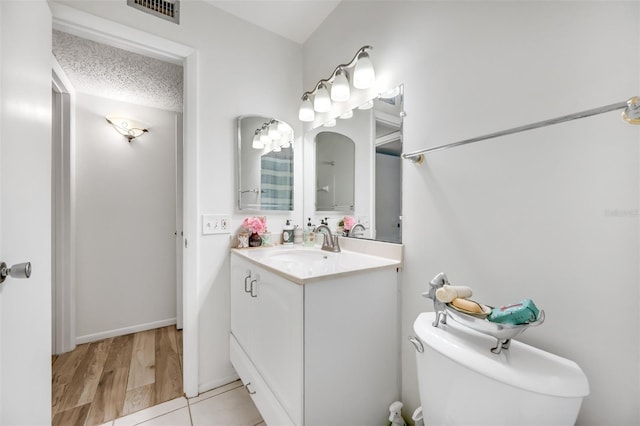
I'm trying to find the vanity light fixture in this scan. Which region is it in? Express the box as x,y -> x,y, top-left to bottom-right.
252,130 -> 264,149
252,118 -> 294,153
353,51 -> 375,89
298,94 -> 315,121
260,128 -> 270,144
106,116 -> 149,142
331,68 -> 350,102
298,45 -> 375,122
268,121 -> 281,139
314,83 -> 332,112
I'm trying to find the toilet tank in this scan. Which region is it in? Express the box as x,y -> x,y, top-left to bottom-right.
413,312 -> 589,426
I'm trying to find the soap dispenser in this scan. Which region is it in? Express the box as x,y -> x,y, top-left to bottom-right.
304,218 -> 315,246
282,219 -> 294,245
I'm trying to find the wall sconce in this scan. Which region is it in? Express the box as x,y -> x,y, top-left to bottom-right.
106,116 -> 149,142
253,118 -> 293,153
298,45 -> 376,122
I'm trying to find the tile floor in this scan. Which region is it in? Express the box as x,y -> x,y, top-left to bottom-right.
101,380 -> 264,426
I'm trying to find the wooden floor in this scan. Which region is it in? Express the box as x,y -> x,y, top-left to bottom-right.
52,326 -> 183,426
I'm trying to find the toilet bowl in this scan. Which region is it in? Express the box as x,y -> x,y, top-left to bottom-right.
413,312 -> 589,425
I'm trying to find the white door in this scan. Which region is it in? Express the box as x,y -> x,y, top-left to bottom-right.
0,1 -> 53,424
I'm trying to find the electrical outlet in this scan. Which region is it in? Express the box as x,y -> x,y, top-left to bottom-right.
202,214 -> 231,235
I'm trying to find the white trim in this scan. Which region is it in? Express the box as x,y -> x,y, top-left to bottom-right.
51,56 -> 77,355
50,4 -> 199,397
75,319 -> 177,345
376,130 -> 401,146
182,51 -> 200,398
50,3 -> 189,65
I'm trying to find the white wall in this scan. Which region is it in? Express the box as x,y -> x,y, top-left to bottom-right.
305,2 -> 639,425
75,93 -> 177,342
0,1 -> 52,423
53,0 -> 303,392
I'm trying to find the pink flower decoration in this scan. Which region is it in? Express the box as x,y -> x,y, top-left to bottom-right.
242,216 -> 267,234
343,216 -> 355,231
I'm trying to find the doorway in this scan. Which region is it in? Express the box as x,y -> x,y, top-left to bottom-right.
51,36 -> 184,349
52,4 -> 198,398
51,64 -> 76,355
51,43 -> 186,423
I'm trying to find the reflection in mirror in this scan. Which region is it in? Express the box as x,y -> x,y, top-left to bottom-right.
237,115 -> 294,211
374,87 -> 403,243
303,84 -> 404,243
315,132 -> 355,212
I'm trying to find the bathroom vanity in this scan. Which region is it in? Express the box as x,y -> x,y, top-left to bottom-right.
229,241 -> 402,425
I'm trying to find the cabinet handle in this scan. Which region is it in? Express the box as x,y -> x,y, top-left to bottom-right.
250,279 -> 258,298
244,273 -> 252,293
245,382 -> 256,395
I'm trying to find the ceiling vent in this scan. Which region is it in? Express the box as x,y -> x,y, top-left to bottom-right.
127,0 -> 180,24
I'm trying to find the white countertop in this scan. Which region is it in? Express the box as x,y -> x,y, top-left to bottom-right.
231,238 -> 403,284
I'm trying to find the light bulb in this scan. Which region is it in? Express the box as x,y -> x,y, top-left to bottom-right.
353,51 -> 375,89
339,110 -> 353,119
268,121 -> 281,139
314,83 -> 331,112
298,95 -> 315,122
331,69 -> 350,102
260,128 -> 270,144
252,133 -> 263,149
324,119 -> 336,127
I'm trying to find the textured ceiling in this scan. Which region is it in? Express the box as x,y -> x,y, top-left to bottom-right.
52,30 -> 183,112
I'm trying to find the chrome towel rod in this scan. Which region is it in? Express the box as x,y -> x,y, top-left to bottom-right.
402,96 -> 640,164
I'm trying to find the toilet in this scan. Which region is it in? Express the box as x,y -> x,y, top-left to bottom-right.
412,312 -> 589,425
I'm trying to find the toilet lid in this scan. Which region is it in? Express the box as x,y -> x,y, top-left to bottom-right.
414,312 -> 590,397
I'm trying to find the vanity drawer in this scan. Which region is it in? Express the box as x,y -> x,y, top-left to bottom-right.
230,335 -> 295,426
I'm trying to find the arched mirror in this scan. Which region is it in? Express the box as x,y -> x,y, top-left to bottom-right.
237,115 -> 294,211
315,132 -> 355,212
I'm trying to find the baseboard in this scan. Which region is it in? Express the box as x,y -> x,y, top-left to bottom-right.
198,373 -> 240,395
75,318 -> 177,344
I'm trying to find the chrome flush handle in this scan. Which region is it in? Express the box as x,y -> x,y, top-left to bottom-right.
409,336 -> 424,353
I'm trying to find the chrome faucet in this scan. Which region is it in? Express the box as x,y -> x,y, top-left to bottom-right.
314,225 -> 341,252
349,223 -> 366,238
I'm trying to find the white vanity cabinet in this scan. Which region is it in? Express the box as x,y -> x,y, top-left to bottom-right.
230,250 -> 400,426
230,254 -> 303,425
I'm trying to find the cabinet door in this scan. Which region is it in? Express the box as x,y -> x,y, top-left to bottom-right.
230,254 -> 256,356
252,267 -> 304,425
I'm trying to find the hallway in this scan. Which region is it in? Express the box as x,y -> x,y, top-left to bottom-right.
52,326 -> 183,425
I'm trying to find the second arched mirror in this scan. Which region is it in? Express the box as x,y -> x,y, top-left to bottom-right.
315,131 -> 355,212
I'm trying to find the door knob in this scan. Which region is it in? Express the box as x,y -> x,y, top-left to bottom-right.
0,261 -> 31,284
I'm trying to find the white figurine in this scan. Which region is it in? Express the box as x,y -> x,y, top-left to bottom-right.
389,401 -> 406,426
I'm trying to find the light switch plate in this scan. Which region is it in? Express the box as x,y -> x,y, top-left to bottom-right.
202,214 -> 230,235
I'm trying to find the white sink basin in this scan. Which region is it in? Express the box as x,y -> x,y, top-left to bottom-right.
266,249 -> 332,263
232,245 -> 401,284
